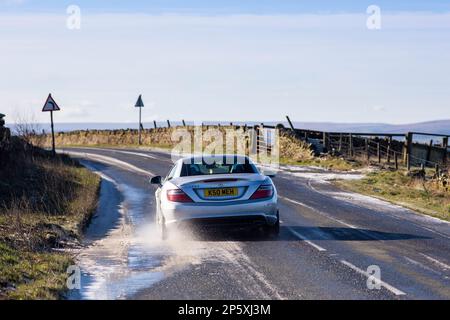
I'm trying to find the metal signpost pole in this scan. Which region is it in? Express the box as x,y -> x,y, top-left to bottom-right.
50,110 -> 55,156
41,94 -> 61,157
135,95 -> 144,145
139,106 -> 142,145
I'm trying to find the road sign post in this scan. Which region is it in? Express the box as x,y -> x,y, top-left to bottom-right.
135,95 -> 144,145
42,94 -> 61,156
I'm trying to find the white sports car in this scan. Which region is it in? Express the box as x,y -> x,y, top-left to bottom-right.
150,154 -> 279,239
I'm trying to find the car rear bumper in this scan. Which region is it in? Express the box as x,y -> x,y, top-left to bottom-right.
161,197 -> 278,227
177,215 -> 270,229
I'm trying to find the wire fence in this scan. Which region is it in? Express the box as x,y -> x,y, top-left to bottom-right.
147,120 -> 448,174
326,133 -> 448,171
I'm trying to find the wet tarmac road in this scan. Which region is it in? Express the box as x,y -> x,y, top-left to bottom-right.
63,147 -> 450,300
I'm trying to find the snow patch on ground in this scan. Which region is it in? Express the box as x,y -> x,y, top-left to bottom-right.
325,191 -> 406,212
279,165 -> 366,184
280,165 -> 324,172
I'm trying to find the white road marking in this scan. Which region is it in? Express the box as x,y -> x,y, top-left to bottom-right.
80,161 -> 119,185
287,227 -> 326,252
70,147 -> 172,163
404,256 -> 441,275
107,149 -> 172,163
59,150 -> 154,176
100,148 -> 159,159
340,260 -> 406,296
280,195 -> 449,244
307,178 -> 450,241
420,253 -> 450,271
279,196 -> 358,229
307,178 -> 320,192
419,226 -> 450,241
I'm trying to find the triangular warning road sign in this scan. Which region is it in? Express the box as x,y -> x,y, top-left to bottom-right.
135,94 -> 144,108
42,94 -> 61,112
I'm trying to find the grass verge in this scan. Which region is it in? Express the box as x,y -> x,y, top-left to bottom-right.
279,156 -> 360,171
0,138 -> 100,299
334,169 -> 450,221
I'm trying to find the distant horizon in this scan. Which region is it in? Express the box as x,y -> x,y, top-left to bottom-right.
8,118 -> 450,126
6,118 -> 450,137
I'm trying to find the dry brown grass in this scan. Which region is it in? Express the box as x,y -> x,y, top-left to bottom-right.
35,127 -> 182,148
278,131 -> 314,162
34,126 -> 317,160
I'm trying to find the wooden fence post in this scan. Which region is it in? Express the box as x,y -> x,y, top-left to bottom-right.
182,119 -> 186,127
167,120 -> 171,128
153,120 -> 157,129
395,153 -> 399,170
366,139 -> 370,164
323,132 -> 330,153
349,133 -> 353,157
405,132 -> 413,171
403,134 -> 408,162
377,142 -> 381,164
442,137 -> 448,166
426,139 -> 433,164
387,136 -> 392,163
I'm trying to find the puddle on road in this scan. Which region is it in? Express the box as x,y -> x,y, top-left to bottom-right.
68,183 -> 167,300
68,180 -> 216,300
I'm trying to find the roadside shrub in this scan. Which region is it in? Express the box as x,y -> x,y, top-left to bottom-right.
279,130 -> 314,161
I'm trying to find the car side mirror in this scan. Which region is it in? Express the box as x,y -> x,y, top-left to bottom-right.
150,176 -> 162,186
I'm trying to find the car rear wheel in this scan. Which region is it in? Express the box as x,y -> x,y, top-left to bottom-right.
262,212 -> 280,237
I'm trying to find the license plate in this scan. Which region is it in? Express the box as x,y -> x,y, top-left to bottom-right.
204,188 -> 238,198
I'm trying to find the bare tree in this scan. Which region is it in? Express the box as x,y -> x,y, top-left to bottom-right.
13,110 -> 45,147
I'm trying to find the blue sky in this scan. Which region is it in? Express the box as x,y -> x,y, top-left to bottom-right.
2,1 -> 450,14
1,1 -> 449,124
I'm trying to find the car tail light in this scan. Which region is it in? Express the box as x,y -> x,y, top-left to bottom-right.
167,189 -> 193,203
250,184 -> 274,200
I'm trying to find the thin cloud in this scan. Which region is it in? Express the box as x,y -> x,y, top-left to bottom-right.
0,12 -> 449,123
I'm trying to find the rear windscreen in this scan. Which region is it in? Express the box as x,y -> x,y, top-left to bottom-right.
180,162 -> 257,176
